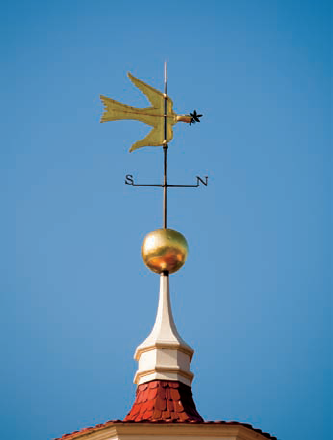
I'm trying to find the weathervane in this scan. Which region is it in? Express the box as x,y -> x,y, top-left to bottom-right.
100,64 -> 207,274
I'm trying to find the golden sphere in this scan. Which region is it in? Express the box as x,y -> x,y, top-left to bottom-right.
142,228 -> 188,274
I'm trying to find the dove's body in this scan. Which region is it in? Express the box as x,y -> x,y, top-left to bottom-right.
100,72 -> 191,152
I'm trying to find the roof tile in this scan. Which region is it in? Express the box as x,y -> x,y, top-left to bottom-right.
155,395 -> 167,411
147,387 -> 158,400
174,399 -> 184,413
169,388 -> 180,400
167,399 -> 174,412
153,409 -> 162,419
162,410 -> 171,419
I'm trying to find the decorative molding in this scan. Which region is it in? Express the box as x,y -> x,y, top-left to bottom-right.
134,366 -> 194,384
135,342 -> 194,360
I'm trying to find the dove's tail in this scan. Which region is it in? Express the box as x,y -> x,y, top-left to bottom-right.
100,95 -> 143,123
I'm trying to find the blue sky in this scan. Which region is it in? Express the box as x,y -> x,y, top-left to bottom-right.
0,1 -> 331,439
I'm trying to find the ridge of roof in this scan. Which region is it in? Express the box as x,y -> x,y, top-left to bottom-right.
55,419 -> 277,440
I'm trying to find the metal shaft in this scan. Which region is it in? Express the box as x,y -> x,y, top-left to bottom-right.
163,62 -> 168,229
163,145 -> 167,228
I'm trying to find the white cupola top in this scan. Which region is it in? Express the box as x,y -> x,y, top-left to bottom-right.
134,273 -> 194,387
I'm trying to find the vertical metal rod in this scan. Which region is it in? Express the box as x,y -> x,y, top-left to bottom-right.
163,62 -> 168,229
163,145 -> 167,228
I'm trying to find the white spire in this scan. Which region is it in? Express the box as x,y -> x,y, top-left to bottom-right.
134,273 -> 194,386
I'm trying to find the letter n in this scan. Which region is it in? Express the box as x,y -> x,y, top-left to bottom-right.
196,176 -> 208,186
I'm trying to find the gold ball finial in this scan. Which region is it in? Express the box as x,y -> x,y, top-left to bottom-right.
142,228 -> 188,274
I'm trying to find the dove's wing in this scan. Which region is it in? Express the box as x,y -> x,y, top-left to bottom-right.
127,72 -> 174,111
129,124 -> 174,153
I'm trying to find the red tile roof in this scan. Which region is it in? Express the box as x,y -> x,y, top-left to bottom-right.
124,380 -> 203,422
54,381 -> 277,440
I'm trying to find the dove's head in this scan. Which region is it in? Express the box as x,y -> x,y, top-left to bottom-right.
176,114 -> 192,123
176,111 -> 203,125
